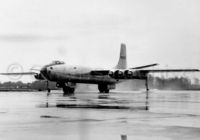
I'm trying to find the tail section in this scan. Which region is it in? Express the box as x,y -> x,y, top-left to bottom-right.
114,43 -> 127,69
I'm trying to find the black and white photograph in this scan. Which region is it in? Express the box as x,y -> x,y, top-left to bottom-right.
0,0 -> 200,140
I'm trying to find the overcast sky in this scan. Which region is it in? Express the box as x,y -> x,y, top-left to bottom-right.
0,0 -> 199,81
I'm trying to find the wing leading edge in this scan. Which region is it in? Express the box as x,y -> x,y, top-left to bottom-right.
90,69 -> 199,78
0,72 -> 37,75
130,63 -> 158,69
136,69 -> 199,74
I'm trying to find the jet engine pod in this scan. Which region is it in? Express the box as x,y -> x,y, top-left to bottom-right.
108,71 -> 114,78
34,73 -> 44,80
114,70 -> 124,78
124,70 -> 133,78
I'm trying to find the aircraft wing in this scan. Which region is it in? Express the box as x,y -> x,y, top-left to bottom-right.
0,72 -> 45,80
0,72 -> 37,75
129,63 -> 158,69
90,68 -> 199,76
135,69 -> 199,74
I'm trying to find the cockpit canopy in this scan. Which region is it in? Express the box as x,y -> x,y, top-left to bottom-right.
45,60 -> 65,67
51,60 -> 65,65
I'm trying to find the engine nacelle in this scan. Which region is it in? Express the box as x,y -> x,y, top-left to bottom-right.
108,71 -> 114,78
114,70 -> 124,78
124,70 -> 133,78
34,73 -> 44,80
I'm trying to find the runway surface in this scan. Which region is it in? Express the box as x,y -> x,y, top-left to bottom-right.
0,90 -> 200,140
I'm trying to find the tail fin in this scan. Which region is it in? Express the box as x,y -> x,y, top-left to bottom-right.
114,43 -> 127,69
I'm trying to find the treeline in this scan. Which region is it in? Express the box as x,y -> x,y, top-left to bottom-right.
0,76 -> 199,91
151,76 -> 200,90
0,81 -> 57,91
116,76 -> 200,90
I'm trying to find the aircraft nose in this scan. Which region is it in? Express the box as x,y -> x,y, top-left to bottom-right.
40,67 -> 48,77
40,66 -> 53,80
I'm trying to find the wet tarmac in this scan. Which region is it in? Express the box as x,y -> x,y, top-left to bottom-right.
0,90 -> 200,140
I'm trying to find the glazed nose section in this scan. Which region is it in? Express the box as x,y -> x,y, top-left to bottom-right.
40,66 -> 53,80
40,67 -> 48,77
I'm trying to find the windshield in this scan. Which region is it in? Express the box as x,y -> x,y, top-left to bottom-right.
45,60 -> 65,67
51,60 -> 65,65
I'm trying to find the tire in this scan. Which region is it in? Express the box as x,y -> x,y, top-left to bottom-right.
63,86 -> 75,95
98,84 -> 109,93
47,88 -> 51,93
105,89 -> 109,93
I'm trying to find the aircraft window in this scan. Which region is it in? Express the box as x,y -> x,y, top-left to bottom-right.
50,67 -> 53,70
51,60 -> 65,65
45,61 -> 65,68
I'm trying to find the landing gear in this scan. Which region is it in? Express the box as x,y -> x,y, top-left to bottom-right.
63,86 -> 75,95
46,81 -> 51,96
46,81 -> 50,107
145,77 -> 149,91
56,82 -> 76,96
145,77 -> 149,110
98,84 -> 110,93
47,88 -> 51,93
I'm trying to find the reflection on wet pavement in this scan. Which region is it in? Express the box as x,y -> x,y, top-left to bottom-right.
51,92 -> 149,110
0,90 -> 200,140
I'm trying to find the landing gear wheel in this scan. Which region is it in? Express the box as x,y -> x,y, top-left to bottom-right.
47,88 -> 51,93
145,77 -> 149,91
63,86 -> 75,96
105,89 -> 109,93
99,89 -> 104,93
98,84 -> 109,93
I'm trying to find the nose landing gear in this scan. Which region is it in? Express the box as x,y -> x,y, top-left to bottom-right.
46,81 -> 51,96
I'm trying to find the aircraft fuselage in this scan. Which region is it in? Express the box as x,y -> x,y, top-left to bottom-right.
41,64 -> 117,84
1,44 -> 197,95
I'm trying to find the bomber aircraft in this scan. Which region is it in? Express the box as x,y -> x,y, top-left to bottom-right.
0,43 -> 199,95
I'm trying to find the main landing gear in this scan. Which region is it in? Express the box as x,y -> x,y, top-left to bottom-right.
62,86 -> 75,95
56,82 -> 76,96
98,84 -> 110,93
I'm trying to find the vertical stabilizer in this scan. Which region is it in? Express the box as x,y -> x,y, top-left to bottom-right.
115,43 -> 127,69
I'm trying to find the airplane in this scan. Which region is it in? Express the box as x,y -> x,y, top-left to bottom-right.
0,43 -> 199,95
